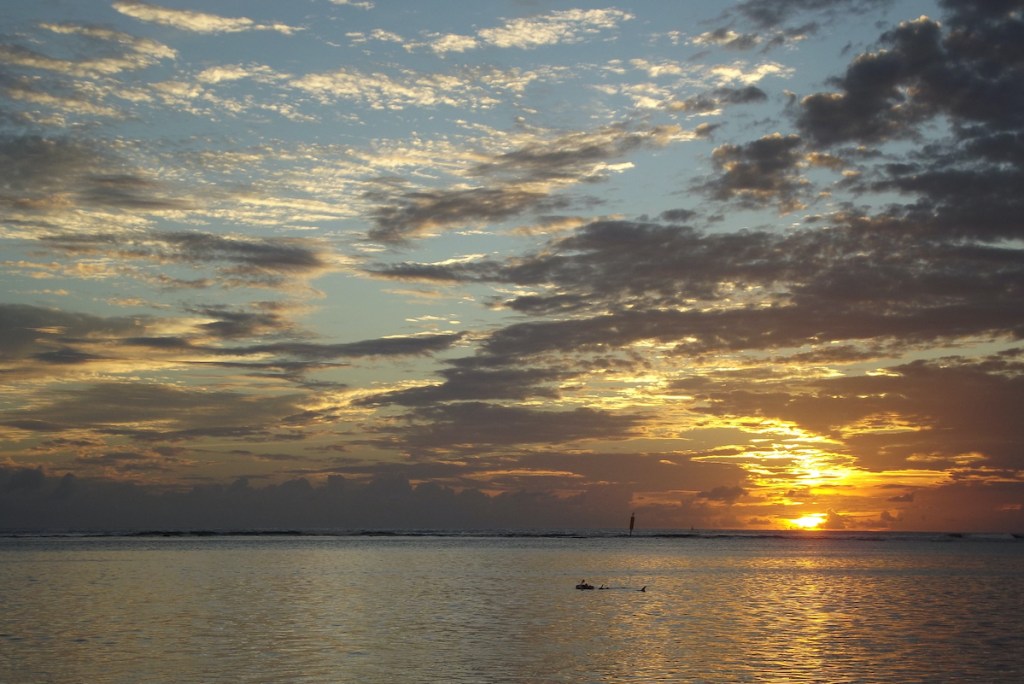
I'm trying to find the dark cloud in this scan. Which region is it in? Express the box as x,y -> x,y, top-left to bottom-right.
695,27 -> 762,50
659,208 -> 698,223
798,4 -> 1024,148
0,135 -> 101,209
471,123 -> 685,181
376,402 -> 644,453
368,186 -> 557,244
369,215 -> 1024,364
0,137 -> 324,284
0,20 -> 172,78
0,134 -> 187,214
0,467 -> 639,531
230,331 -> 463,360
4,466 -> 44,492
77,173 -> 191,211
74,450 -> 179,473
734,0 -> 893,30
3,382 -> 309,440
46,230 -> 330,276
32,347 -> 104,365
705,0 -> 891,52
797,18 -> 946,146
368,220 -> 788,312
4,464 -> 1019,533
186,302 -> 295,339
366,123 -> 686,244
671,86 -> 768,113
0,302 -> 457,393
702,133 -> 807,210
0,303 -> 145,362
698,485 -> 748,503
895,479 -> 1024,532
820,508 -> 850,529
356,365 -> 570,407
123,336 -> 194,350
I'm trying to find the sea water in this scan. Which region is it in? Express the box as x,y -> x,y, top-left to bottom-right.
2,531 -> 1023,683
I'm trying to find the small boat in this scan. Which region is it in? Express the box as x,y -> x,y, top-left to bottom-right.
575,579 -> 595,590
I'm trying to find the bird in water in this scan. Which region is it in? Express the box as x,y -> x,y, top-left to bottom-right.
576,580 -> 646,591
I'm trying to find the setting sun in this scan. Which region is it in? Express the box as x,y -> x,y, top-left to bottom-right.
790,513 -> 827,530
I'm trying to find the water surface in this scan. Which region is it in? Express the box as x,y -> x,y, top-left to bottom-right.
2,532 -> 1022,682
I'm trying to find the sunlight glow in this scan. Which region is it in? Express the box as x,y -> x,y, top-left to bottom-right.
789,513 -> 826,530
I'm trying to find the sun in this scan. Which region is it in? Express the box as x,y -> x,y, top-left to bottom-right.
789,513 -> 826,530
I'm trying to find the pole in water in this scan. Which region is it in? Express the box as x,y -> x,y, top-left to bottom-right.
629,512 -> 635,536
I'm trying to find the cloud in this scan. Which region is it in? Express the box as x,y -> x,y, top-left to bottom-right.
185,302 -> 297,339
733,0 -> 892,33
793,4 -> 1024,247
734,0 -> 892,29
670,85 -> 768,113
698,485 -> 748,503
680,353 -> 1024,481
0,303 -> 145,362
196,64 -> 285,85
797,17 -> 945,146
0,24 -> 175,77
425,8 -> 634,54
693,28 -> 763,50
471,123 -> 687,181
112,0 -> 301,35
368,186 -> 556,244
355,364 -> 569,407
804,358 -> 1024,470
288,64 -> 555,118
374,402 -> 644,453
798,6 -> 1024,147
702,133 -> 808,210
0,467 -> 639,531
698,0 -> 893,52
41,230 -> 333,289
0,301 -> 457,390
7,464 -> 1020,532
820,508 -> 850,529
2,382 -> 309,443
290,68 -> 499,110
894,479 -> 1024,532
367,213 -> 1024,366
0,134 -> 199,237
426,34 -> 479,54
477,8 -> 633,49
365,122 -> 691,243
74,449 -> 183,473
330,0 -> 374,9
229,332 -> 464,361
4,82 -> 124,121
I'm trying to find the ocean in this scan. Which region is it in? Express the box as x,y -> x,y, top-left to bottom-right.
2,530 -> 1023,683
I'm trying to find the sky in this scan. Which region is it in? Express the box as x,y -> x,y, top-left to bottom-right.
2,0 -> 1023,533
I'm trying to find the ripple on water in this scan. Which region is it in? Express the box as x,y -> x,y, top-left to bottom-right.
1,535 -> 1023,682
